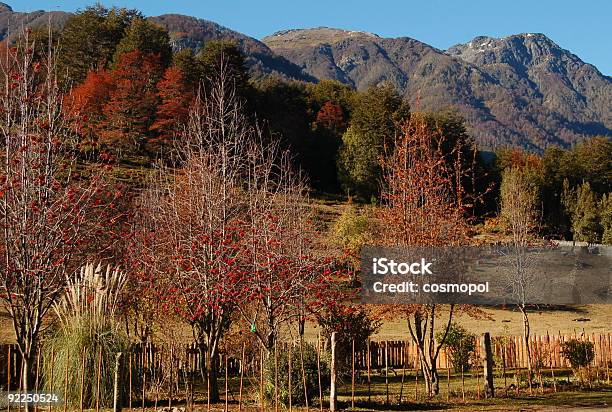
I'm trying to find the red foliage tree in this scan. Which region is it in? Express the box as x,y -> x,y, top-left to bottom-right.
98,50 -> 164,156
65,69 -> 114,149
315,100 -> 346,133
0,31 -> 123,398
131,65 -> 253,401
149,66 -> 193,149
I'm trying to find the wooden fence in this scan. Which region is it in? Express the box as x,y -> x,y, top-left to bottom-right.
2,332 -> 611,390
356,333 -> 612,370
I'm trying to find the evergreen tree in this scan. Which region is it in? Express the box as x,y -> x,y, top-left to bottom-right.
197,40 -> 249,96
114,18 -> 172,66
337,84 -> 409,199
172,48 -> 202,87
540,145 -> 570,235
599,194 -> 612,245
58,5 -> 140,84
571,137 -> 612,194
567,182 -> 601,244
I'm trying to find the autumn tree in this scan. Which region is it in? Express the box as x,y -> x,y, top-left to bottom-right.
98,50 -> 164,156
149,66 -> 193,150
307,101 -> 346,192
378,113 -> 479,396
132,58 -> 263,401
237,148 -> 335,355
64,69 -> 114,150
315,101 -> 346,134
500,167 -> 541,388
0,30 -> 120,403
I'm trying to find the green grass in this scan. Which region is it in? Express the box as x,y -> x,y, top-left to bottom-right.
133,367 -> 611,411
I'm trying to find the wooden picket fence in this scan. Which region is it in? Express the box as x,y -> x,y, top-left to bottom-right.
1,332 -> 611,402
0,342 -> 245,391
352,332 -> 612,370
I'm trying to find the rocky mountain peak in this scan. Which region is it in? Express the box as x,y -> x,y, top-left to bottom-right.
447,33 -> 573,69
263,27 -> 380,49
0,3 -> 12,13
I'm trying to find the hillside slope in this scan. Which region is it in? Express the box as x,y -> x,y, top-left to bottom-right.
264,28 -> 612,149
149,14 -> 314,81
1,2 -> 610,150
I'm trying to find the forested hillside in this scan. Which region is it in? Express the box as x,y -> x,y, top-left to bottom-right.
1,4 -> 610,242
2,3 -> 610,150
264,28 -> 612,149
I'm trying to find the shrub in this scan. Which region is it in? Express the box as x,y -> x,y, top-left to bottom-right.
43,263 -> 131,408
264,343 -> 330,406
317,306 -> 380,377
437,323 -> 476,373
561,339 -> 595,369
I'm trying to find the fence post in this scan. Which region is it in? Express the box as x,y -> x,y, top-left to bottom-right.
385,341 -> 389,406
225,354 -> 229,412
317,334 -> 323,412
141,346 -> 146,412
239,342 -> 245,412
367,339 -> 371,403
7,345 -> 11,412
481,333 -> 494,398
274,340 -> 279,412
299,336 -> 309,409
351,339 -> 355,409
113,353 -> 123,412
80,347 -> 86,412
260,347 -> 264,412
330,332 -> 337,412
288,343 -> 292,412
168,347 -> 172,408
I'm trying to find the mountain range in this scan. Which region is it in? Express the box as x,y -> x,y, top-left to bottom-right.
1,3 -> 610,150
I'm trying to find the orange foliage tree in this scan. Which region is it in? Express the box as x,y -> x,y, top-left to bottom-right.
149,66 -> 193,150
378,113 -> 484,396
65,69 -> 114,150
98,50 -> 164,156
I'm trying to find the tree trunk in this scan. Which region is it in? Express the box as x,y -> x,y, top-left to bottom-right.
408,305 -> 452,398
520,306 -> 533,391
204,348 -> 220,403
422,362 -> 440,396
21,353 -> 31,412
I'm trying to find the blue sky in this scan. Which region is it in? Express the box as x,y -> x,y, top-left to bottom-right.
11,0 -> 612,74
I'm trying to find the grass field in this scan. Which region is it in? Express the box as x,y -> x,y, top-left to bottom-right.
1,304 -> 610,345
113,369 -> 612,411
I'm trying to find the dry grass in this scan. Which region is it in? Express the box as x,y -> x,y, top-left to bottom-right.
0,305 -> 15,343
1,203 -> 609,345
336,304 -> 612,342
2,302 -> 610,346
